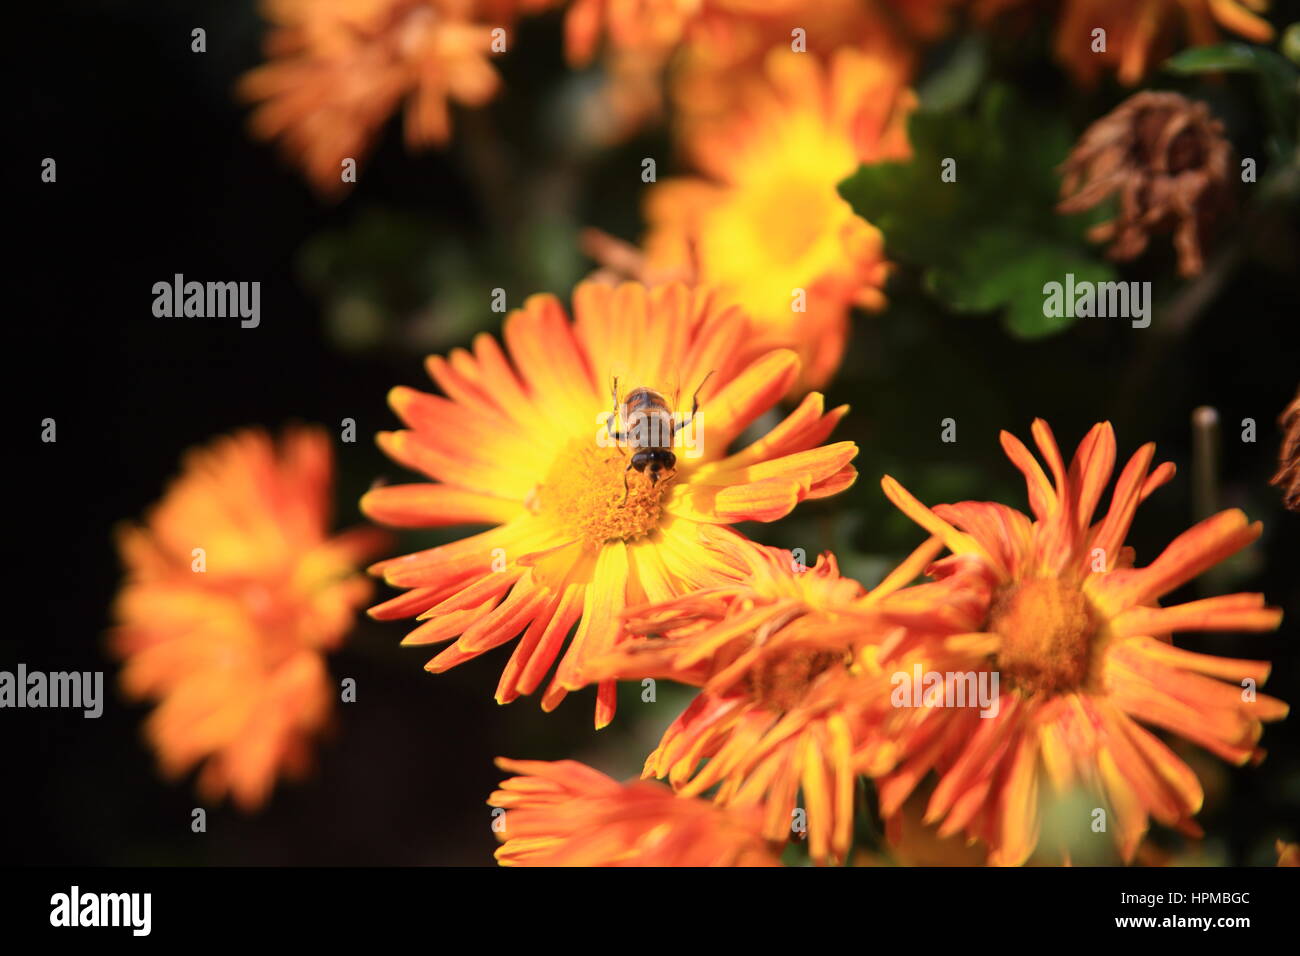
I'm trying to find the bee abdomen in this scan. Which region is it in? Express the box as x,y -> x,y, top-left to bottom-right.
624,387 -> 668,414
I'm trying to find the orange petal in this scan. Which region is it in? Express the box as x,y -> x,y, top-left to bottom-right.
361,483 -> 521,527
1111,594 -> 1282,638
701,349 -> 800,449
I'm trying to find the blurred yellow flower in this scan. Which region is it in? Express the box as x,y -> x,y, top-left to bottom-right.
111,428 -> 385,810
643,49 -> 915,393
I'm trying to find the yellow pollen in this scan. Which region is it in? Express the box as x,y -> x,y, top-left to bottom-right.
536,438 -> 672,548
987,577 -> 1100,696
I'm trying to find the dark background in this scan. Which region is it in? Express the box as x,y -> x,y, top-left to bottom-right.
7,1 -> 1298,865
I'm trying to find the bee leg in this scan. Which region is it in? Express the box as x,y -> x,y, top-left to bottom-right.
605,416 -> 628,456
607,376 -> 627,456
674,369 -> 715,434
621,464 -> 633,506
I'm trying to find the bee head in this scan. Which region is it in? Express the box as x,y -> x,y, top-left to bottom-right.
631,449 -> 676,484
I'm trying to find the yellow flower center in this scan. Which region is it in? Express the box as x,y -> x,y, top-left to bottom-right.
537,438 -> 673,548
742,175 -> 833,265
745,646 -> 846,712
697,154 -> 858,324
987,577 -> 1100,696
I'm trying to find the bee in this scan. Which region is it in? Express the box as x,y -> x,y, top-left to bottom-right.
606,371 -> 713,504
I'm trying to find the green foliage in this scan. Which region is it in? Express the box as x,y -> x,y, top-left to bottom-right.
1165,42 -> 1300,161
917,33 -> 988,112
1165,40 -> 1296,74
298,206 -> 584,354
838,84 -> 1115,340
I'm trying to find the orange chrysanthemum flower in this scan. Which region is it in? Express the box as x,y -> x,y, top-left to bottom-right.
561,1 -> 764,143
583,540 -> 961,863
489,757 -> 779,865
563,0 -> 708,67
643,48 -> 915,393
240,0 -> 503,195
564,0 -> 919,63
873,420 -> 1286,865
562,0 -> 931,143
1054,0 -> 1274,86
476,0 -> 561,21
361,281 -> 857,727
111,428 -> 385,810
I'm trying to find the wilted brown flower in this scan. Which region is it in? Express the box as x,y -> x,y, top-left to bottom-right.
1058,91 -> 1233,277
1271,389 -> 1300,512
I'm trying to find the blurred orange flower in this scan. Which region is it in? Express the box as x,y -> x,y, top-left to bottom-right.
560,0 -> 778,143
111,428 -> 385,810
565,1 -> 928,142
1054,0 -> 1274,86
563,0 -> 707,67
240,0 -> 504,195
873,420 -> 1287,864
489,757 -> 780,865
583,540 -> 962,863
362,281 -> 857,727
643,49 -> 915,393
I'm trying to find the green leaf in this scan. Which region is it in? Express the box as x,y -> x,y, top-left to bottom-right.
917,33 -> 988,112
999,249 -> 1117,339
838,84 -> 1116,339
1163,42 -> 1291,75
1164,42 -> 1299,157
